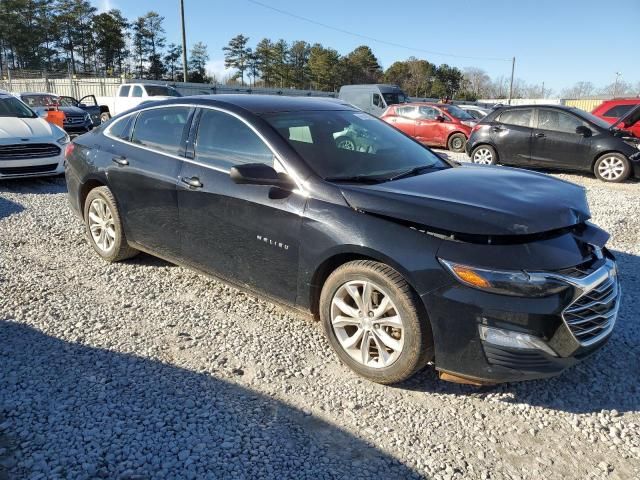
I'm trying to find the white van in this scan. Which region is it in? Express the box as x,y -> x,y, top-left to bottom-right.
338,84 -> 409,117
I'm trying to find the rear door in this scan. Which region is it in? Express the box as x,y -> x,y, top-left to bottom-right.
104,105 -> 193,257
531,108 -> 592,170
177,108 -> 305,303
491,108 -> 533,165
386,106 -> 416,137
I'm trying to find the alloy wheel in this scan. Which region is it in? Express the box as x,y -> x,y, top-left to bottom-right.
473,148 -> 493,165
330,280 -> 404,368
451,137 -> 464,150
597,156 -> 625,181
88,198 -> 116,253
337,138 -> 356,150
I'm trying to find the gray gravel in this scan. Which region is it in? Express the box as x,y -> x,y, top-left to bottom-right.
1,157 -> 639,479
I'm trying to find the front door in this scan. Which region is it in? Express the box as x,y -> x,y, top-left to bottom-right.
414,106 -> 442,145
530,108 -> 592,170
177,108 -> 305,303
104,106 -> 193,257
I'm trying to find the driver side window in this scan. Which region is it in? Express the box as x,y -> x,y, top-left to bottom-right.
418,107 -> 438,120
195,109 -> 274,170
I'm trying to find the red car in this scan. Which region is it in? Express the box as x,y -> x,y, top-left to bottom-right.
592,98 -> 640,137
381,103 -> 477,152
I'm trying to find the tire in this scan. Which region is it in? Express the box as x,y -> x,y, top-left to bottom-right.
319,260 -> 434,384
84,186 -> 138,262
100,112 -> 111,123
593,153 -> 630,183
471,145 -> 498,165
335,136 -> 356,151
447,132 -> 467,153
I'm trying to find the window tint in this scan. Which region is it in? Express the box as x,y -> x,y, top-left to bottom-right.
603,104 -> 634,119
108,115 -> 135,141
119,86 -> 131,97
131,86 -> 143,98
131,107 -> 190,155
537,109 -> 584,133
497,109 -> 532,127
195,109 -> 273,169
417,106 -> 439,120
373,93 -> 385,108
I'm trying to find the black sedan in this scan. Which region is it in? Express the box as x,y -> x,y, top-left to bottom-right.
466,104 -> 640,182
65,95 -> 620,385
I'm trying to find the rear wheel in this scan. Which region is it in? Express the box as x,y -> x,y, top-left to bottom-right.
319,260 -> 433,384
471,145 -> 497,165
84,186 -> 138,262
594,153 -> 630,182
447,133 -> 467,152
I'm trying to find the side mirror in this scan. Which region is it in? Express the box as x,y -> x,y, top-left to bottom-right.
575,125 -> 592,137
436,115 -> 446,122
230,163 -> 295,190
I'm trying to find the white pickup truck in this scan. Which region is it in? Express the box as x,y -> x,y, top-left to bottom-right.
96,83 -> 182,122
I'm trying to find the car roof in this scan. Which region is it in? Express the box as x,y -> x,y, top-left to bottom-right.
158,94 -> 357,114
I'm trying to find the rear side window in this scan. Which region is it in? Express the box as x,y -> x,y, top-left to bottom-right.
119,86 -> 131,97
417,106 -> 439,120
195,109 -> 273,170
603,104 -> 634,118
131,107 -> 191,155
131,86 -> 143,98
108,115 -> 135,141
396,106 -> 417,118
497,109 -> 532,127
537,109 -> 584,133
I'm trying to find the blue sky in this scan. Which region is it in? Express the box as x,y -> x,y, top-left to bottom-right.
94,0 -> 638,93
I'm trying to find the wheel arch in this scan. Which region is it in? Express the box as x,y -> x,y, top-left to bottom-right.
591,150 -> 627,170
470,142 -> 499,161
79,177 -> 108,219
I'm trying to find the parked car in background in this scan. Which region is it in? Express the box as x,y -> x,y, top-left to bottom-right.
457,104 -> 490,120
96,83 -> 182,120
16,92 -> 94,136
467,104 -> 640,182
66,95 -> 619,385
0,92 -> 68,179
592,98 -> 640,138
338,84 -> 409,117
58,94 -> 103,127
381,102 -> 476,152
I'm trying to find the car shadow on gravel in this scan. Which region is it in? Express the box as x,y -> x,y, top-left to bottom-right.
0,196 -> 24,220
0,176 -> 67,196
399,250 -> 640,415
0,321 -> 424,479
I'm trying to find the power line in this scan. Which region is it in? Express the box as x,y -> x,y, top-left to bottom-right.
246,0 -> 510,62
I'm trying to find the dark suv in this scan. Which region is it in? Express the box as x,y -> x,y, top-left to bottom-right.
466,104 -> 640,182
65,95 -> 620,385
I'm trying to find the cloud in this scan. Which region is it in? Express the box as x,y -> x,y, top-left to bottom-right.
206,59 -> 235,83
96,0 -> 115,13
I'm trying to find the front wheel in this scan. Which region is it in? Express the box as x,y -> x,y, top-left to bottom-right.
448,133 -> 467,152
471,145 -> 498,165
319,260 -> 433,384
594,153 -> 630,182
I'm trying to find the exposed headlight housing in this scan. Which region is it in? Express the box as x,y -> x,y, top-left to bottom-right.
56,132 -> 70,145
439,259 -> 568,297
479,325 -> 557,356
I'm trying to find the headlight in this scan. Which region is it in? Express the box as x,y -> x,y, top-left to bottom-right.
56,132 -> 70,145
439,259 -> 568,297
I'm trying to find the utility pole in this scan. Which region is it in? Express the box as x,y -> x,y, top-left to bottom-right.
507,56 -> 515,105
180,0 -> 188,83
541,81 -> 545,99
613,72 -> 622,98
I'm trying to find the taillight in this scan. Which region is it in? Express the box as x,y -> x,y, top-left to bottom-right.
470,124 -> 482,135
65,142 -> 75,157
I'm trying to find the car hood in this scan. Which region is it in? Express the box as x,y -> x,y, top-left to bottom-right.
59,106 -> 86,115
610,104 -> 640,130
0,117 -> 58,141
339,165 -> 590,236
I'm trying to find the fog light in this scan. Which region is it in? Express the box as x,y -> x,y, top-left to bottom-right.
479,325 -> 557,357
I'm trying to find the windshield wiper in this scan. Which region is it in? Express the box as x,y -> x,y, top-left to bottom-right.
385,164 -> 442,182
324,175 -> 387,184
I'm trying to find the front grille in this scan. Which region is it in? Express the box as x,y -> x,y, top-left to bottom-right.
0,163 -> 59,175
0,143 -> 61,160
63,116 -> 85,125
563,275 -> 618,345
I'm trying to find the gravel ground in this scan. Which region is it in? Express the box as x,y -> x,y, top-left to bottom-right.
0,154 -> 639,480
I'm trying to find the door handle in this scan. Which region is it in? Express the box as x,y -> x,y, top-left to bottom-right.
180,176 -> 203,188
112,156 -> 129,166
535,132 -> 545,138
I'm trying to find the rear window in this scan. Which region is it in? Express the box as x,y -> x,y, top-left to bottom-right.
131,107 -> 191,155
119,86 -> 131,97
497,109 -> 532,127
603,104 -> 635,119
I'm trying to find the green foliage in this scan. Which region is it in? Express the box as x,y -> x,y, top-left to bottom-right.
223,34 -> 251,86
188,42 -> 210,83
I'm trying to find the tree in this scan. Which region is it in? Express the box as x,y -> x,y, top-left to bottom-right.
271,39 -> 289,88
462,67 -> 491,99
188,42 -> 210,83
308,44 -> 341,91
254,38 -> 275,87
223,34 -> 250,86
432,64 -> 464,99
164,43 -> 182,81
143,12 -> 165,79
288,40 -> 310,89
344,45 -> 382,84
94,10 -> 128,75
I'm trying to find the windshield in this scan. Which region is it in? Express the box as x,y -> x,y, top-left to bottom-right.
382,92 -> 409,106
263,110 -> 449,181
21,94 -> 59,108
0,97 -> 37,118
442,105 -> 475,120
145,85 -> 182,97
572,109 -> 616,130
